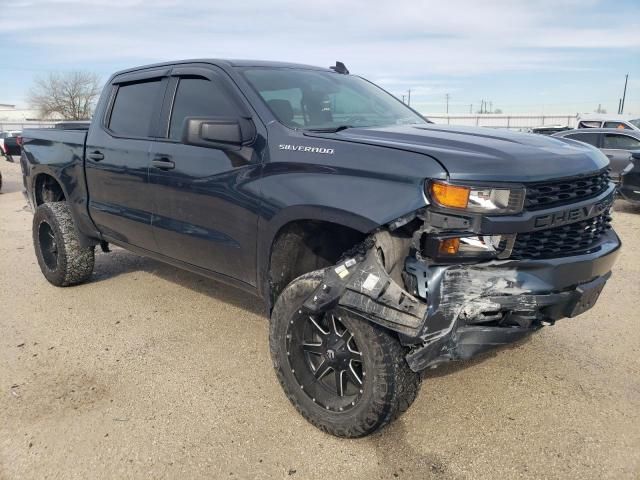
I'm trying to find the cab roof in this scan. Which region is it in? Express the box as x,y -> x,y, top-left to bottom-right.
113,58 -> 333,77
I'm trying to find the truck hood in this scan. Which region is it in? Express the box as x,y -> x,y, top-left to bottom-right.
309,124 -> 609,182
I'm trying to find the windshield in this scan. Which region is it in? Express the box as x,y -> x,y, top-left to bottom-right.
630,118 -> 640,129
241,68 -> 427,130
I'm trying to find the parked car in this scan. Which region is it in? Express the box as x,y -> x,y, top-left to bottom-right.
21,59 -> 620,438
528,125 -> 572,135
576,114 -> 640,131
619,152 -> 640,204
0,130 -> 21,158
552,128 -> 640,182
3,131 -> 22,158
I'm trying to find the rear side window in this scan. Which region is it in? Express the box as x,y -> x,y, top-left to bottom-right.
603,134 -> 640,150
109,79 -> 163,137
578,121 -> 601,128
169,77 -> 238,140
565,132 -> 600,147
603,121 -> 631,130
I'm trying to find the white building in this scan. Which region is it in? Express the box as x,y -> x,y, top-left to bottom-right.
0,104 -> 60,130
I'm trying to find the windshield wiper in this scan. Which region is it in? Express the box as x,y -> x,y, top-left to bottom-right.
305,125 -> 354,133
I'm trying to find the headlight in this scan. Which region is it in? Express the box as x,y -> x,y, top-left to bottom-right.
428,180 -> 525,214
424,234 -> 516,262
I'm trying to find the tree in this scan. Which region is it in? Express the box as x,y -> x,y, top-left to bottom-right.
28,71 -> 101,120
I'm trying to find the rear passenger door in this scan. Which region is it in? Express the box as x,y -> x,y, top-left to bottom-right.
85,69 -> 168,250
563,131 -> 602,148
148,65 -> 262,286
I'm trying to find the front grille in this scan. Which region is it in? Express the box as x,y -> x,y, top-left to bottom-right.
524,170 -> 610,211
509,211 -> 612,260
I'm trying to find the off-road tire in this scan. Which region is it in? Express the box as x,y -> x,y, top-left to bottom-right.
33,202 -> 95,286
270,270 -> 421,438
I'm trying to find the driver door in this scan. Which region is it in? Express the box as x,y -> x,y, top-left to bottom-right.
148,65 -> 262,285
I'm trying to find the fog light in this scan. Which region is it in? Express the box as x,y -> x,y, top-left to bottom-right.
438,238 -> 460,255
429,234 -> 515,261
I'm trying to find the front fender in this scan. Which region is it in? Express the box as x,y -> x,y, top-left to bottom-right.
254,173 -> 431,304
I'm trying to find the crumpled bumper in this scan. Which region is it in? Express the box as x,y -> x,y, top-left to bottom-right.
303,229 -> 621,373
404,229 -> 620,370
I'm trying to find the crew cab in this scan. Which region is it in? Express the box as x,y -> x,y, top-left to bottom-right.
20,59 -> 621,438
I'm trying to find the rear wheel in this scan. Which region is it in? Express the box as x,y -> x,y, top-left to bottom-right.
33,202 -> 95,286
270,270 -> 421,437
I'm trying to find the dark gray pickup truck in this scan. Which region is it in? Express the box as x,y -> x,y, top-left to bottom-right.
21,59 -> 620,437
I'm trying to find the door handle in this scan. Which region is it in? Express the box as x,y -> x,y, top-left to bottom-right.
151,157 -> 175,170
606,154 -> 614,159
87,151 -> 104,161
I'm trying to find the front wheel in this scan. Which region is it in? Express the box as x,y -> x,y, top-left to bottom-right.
33,202 -> 95,286
270,270 -> 421,438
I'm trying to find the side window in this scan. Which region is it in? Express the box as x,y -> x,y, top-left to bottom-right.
578,121 -> 601,128
109,79 -> 163,137
169,76 -> 238,140
603,134 -> 640,150
565,132 -> 600,147
603,121 -> 631,130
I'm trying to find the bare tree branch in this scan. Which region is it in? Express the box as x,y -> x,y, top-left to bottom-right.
28,71 -> 101,120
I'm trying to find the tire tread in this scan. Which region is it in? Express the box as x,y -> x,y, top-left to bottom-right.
270,270 -> 421,437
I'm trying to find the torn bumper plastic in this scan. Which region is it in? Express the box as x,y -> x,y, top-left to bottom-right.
303,229 -> 621,373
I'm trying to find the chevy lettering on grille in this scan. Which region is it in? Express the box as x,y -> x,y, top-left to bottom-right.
533,196 -> 613,229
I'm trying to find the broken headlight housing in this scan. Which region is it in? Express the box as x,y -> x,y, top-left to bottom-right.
427,180 -> 525,215
423,234 -> 516,262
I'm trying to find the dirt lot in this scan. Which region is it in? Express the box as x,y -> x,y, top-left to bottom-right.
1,159 -> 639,479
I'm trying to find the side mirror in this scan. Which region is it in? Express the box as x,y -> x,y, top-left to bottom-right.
182,116 -> 256,149
631,151 -> 640,161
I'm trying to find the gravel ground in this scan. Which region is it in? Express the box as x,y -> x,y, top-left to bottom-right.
1,159 -> 639,479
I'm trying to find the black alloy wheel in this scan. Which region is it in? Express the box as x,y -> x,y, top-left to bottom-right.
286,310 -> 365,412
38,221 -> 59,270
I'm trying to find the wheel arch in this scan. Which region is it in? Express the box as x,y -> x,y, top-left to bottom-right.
33,172 -> 67,205
29,169 -> 100,248
259,206 -> 378,311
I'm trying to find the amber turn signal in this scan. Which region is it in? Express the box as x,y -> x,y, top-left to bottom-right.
438,238 -> 461,255
430,182 -> 470,209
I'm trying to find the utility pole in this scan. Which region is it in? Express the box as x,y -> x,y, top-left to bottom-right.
621,74 -> 629,114
618,98 -> 622,115
445,93 -> 449,114
407,89 -> 411,107
489,101 -> 493,114
402,95 -> 406,104
470,104 -> 473,114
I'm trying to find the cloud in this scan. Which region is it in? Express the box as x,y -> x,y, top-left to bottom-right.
2,0 -> 638,111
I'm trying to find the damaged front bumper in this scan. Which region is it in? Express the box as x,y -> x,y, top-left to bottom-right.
302,229 -> 620,373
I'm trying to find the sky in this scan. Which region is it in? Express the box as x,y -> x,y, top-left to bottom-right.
1,0 -> 639,115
